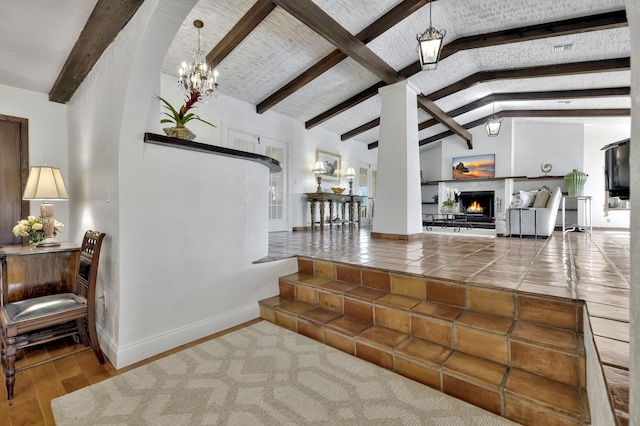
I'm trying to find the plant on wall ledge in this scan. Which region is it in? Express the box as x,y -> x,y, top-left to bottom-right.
158,90 -> 215,141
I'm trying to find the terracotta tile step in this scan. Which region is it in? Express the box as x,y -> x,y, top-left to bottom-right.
260,297 -> 588,425
290,259 -> 585,335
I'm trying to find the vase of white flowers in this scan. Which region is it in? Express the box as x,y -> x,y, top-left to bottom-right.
12,216 -> 64,246
440,186 -> 460,214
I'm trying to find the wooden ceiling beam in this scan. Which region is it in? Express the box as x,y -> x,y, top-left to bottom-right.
319,11 -> 628,132
206,0 -> 277,70
429,57 -> 630,101
256,0 -> 432,114
271,0 -> 399,84
277,0 -> 470,143
368,108 -> 631,150
343,59 -> 630,140
417,86 -> 631,130
416,109 -> 630,148
418,96 -> 473,148
49,0 -> 144,104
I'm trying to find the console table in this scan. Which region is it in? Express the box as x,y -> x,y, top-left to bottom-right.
305,193 -> 366,230
0,242 -> 80,304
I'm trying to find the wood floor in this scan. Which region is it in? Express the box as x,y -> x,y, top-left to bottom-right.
0,319 -> 261,426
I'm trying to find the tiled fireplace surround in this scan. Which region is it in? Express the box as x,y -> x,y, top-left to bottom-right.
261,229 -> 630,426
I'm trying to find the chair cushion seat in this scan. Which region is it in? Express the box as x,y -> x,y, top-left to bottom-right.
1,294 -> 86,325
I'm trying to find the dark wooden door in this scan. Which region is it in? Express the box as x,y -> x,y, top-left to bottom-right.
0,116 -> 29,245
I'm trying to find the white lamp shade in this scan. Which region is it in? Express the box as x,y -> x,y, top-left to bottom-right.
312,161 -> 327,174
345,166 -> 356,179
418,38 -> 443,70
22,166 -> 69,200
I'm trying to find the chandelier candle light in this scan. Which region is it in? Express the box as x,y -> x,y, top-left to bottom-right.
21,166 -> 69,246
416,2 -> 446,71
179,20 -> 219,102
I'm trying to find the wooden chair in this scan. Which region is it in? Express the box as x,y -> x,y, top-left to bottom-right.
0,230 -> 106,400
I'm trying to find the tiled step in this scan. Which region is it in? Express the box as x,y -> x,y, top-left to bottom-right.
259,257 -> 589,425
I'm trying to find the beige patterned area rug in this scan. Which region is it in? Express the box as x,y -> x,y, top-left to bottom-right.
52,321 -> 516,425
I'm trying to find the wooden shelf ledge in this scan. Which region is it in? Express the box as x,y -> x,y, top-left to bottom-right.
144,133 -> 282,173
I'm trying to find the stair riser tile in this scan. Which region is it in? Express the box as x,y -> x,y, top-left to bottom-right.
505,396 -> 580,426
279,280 -> 295,299
442,374 -> 502,416
318,291 -> 343,313
517,296 -> 578,331
344,298 -> 373,322
356,342 -> 394,370
510,341 -> 580,387
411,316 -> 453,348
391,274 -> 426,299
295,285 -> 318,305
362,269 -> 391,292
467,287 -> 515,317
314,260 -> 336,279
394,357 -> 442,390
336,265 -> 361,284
504,369 -> 581,420
297,258 -> 313,275
275,312 -> 298,332
259,305 -> 276,323
325,330 -> 356,356
374,306 -> 410,334
426,280 -> 466,307
298,320 -> 324,343
455,327 -> 508,365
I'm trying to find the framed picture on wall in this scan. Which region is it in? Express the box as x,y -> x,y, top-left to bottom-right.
316,149 -> 341,183
452,154 -> 495,179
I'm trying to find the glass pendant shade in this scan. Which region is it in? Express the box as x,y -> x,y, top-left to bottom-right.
486,116 -> 503,136
485,103 -> 502,137
416,3 -> 446,71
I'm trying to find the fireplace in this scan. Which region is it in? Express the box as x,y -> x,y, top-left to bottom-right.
459,191 -> 494,223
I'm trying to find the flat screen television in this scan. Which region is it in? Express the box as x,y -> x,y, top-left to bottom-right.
452,154 -> 495,179
602,139 -> 630,200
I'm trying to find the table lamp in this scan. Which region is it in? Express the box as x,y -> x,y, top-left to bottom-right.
345,166 -> 356,195
312,161 -> 326,192
22,166 -> 69,246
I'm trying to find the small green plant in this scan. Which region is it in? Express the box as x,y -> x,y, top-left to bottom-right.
158,91 -> 216,128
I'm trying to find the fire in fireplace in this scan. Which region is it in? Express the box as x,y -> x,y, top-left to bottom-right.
467,200 -> 484,214
458,191 -> 495,223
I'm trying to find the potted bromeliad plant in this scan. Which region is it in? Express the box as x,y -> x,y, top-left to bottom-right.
158,90 -> 216,141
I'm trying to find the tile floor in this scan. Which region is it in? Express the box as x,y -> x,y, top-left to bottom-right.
267,227 -> 631,425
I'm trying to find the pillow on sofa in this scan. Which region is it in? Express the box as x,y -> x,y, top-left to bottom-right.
510,190 -> 535,208
532,190 -> 552,208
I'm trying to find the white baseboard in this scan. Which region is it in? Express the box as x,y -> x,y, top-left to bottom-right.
111,303 -> 259,369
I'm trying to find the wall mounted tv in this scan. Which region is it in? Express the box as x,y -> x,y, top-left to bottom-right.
452,154 -> 495,179
602,138 -> 630,200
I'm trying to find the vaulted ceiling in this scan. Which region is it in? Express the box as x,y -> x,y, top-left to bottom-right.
0,0 -> 631,150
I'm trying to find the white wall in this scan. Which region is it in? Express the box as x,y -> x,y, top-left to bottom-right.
440,118 -> 514,180
513,121 -> 584,177
0,84 -> 70,233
